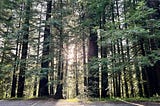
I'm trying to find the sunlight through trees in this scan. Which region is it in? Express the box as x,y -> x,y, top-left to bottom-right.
0,0 -> 160,99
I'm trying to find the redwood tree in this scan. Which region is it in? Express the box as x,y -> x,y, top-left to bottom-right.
38,0 -> 52,97
17,0 -> 31,97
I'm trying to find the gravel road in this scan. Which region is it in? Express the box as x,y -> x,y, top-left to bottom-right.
0,99 -> 159,106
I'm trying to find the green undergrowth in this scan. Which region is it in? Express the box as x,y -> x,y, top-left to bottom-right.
82,96 -> 160,103
89,97 -> 120,102
2,97 -> 27,100
118,97 -> 160,102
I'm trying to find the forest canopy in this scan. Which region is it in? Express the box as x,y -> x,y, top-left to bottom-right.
0,0 -> 160,99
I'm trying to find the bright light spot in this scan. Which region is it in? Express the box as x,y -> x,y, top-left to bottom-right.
68,44 -> 75,65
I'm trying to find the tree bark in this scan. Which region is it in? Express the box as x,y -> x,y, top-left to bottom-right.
54,35 -> 64,99
88,28 -> 99,98
38,0 -> 52,97
11,36 -> 19,97
54,0 -> 64,99
120,39 -> 129,98
100,2 -> 109,98
17,0 -> 31,97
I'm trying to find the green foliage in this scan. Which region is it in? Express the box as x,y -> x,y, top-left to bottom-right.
0,0 -> 160,99
119,96 -> 160,102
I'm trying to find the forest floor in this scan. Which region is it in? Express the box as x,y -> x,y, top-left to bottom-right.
0,98 -> 160,106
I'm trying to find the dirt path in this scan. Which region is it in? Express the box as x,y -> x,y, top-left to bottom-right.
0,99 -> 159,106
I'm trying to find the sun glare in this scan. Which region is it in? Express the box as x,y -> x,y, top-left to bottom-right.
68,44 -> 75,65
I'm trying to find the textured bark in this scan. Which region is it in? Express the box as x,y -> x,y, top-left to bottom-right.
80,4 -> 88,95
116,40 -> 121,97
120,39 -> 129,98
101,46 -> 108,98
100,2 -> 109,98
147,0 -> 160,97
54,37 -> 63,99
75,44 -> 79,96
33,3 -> 42,96
54,0 -> 64,99
17,0 -> 30,97
38,0 -> 52,97
11,35 -> 19,97
139,39 -> 150,97
135,64 -> 143,97
126,39 -> 134,97
88,28 -> 99,97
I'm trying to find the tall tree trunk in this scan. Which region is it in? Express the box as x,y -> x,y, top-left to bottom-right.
33,11 -> 42,96
0,40 -> 6,98
133,43 -> 143,97
111,43 -> 116,97
75,44 -> 79,96
54,0 -> 64,99
135,63 -> 143,97
147,0 -> 160,96
80,4 -> 88,96
115,0 -> 122,97
82,30 -> 87,96
101,46 -> 108,98
38,0 -> 52,97
11,36 -> 19,97
126,39 -> 134,97
11,5 -> 23,97
49,42 -> 55,96
64,40 -> 69,99
120,39 -> 129,98
116,40 -> 121,97
54,34 -> 64,99
88,27 -> 99,98
17,0 -> 31,97
100,3 -> 108,98
33,2 -> 43,96
139,39 -> 150,97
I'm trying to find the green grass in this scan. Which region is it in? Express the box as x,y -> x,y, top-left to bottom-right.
84,96 -> 160,103
118,97 -> 160,102
89,97 -> 120,102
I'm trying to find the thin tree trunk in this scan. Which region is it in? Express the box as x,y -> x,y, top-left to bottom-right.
75,44 -> 79,96
82,31 -> 87,96
33,2 -> 43,96
116,40 -> 121,97
80,4 -> 88,96
126,39 -> 134,97
120,39 -> 129,98
111,43 -> 116,97
135,62 -> 143,97
11,36 -> 19,97
50,43 -> 55,96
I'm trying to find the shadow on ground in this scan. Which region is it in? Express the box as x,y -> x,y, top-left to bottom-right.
0,99 -> 160,106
